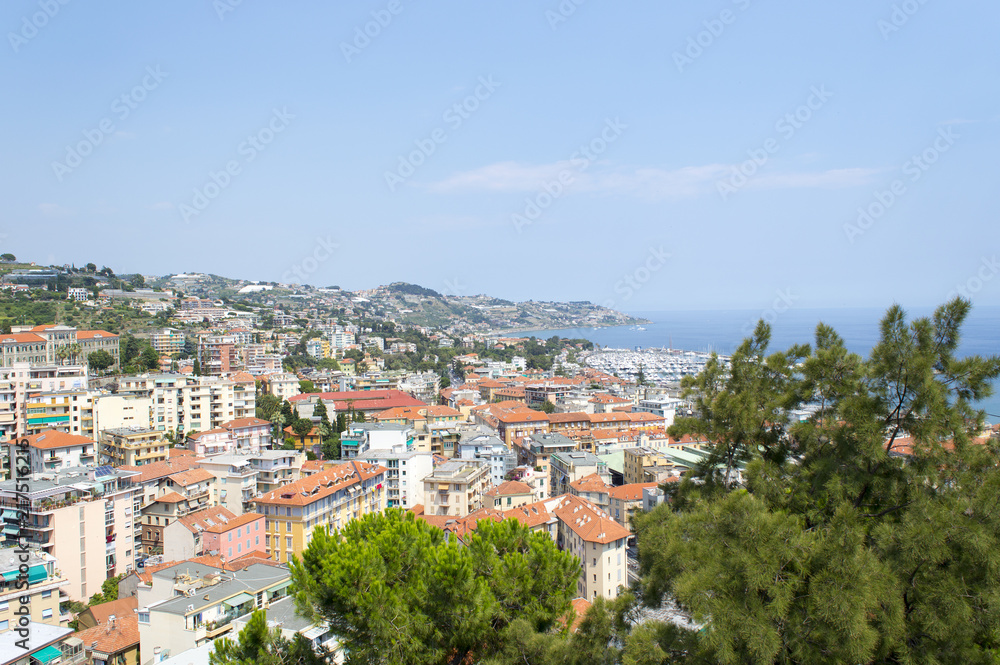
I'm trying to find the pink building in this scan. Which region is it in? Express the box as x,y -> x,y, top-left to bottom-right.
202,512 -> 267,561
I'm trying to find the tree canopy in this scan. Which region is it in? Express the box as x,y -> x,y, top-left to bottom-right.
634,298 -> 1000,664
290,508 -> 580,665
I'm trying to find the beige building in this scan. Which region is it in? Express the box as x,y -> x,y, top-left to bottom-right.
422,459 -> 490,517
101,428 -> 171,467
0,549 -> 68,629
623,446 -> 675,485
0,466 -> 140,601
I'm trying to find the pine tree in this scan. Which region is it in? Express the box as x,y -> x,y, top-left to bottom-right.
634,298 -> 1000,664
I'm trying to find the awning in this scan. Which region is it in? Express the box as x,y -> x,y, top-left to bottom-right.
2,524 -> 19,535
269,580 -> 292,594
224,592 -> 254,607
1,570 -> 18,581
1,509 -> 19,521
32,645 -> 63,665
28,565 -> 48,583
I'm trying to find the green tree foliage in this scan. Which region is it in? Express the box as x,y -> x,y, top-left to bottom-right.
210,610 -> 326,665
87,349 -> 114,373
256,393 -> 281,421
139,345 -> 160,371
538,400 -> 556,414
291,509 -> 579,664
299,380 -> 315,394
635,299 -> 1000,665
291,418 -> 314,446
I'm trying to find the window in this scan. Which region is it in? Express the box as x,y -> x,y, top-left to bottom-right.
0,601 -> 8,611
228,547 -> 233,557
228,532 -> 232,542
255,535 -> 259,545
42,608 -> 53,619
0,620 -> 7,631
42,590 -> 52,598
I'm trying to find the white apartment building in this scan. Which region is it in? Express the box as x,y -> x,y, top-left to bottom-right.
117,374 -> 256,435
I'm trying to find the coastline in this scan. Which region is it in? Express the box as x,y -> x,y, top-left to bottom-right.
489,319 -> 651,337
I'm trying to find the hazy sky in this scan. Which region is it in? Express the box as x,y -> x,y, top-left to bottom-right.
3,1 -> 998,312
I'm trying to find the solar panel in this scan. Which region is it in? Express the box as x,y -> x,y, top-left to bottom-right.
95,465 -> 113,477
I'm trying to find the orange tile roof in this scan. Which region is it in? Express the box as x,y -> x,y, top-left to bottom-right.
0,332 -> 45,343
168,468 -> 214,486
223,416 -> 271,429
485,480 -> 533,497
569,473 -> 610,494
204,512 -> 263,534
75,614 -> 140,655
155,491 -> 186,504
176,506 -> 238,533
82,596 -> 138,627
120,457 -> 203,483
255,461 -> 385,507
76,329 -> 118,339
608,482 -> 659,501
547,412 -> 590,424
23,430 -> 94,450
552,494 -> 630,544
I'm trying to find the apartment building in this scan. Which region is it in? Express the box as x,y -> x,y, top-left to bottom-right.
197,335 -> 240,376
339,423 -> 413,460
186,417 -> 272,456
514,433 -> 578,500
358,446 -> 433,509
196,454 -> 258,515
117,374 -> 255,435
138,561 -> 292,664
485,480 -> 534,510
263,373 -> 300,401
162,506 -> 265,562
9,431 -> 98,474
148,329 -> 185,355
101,428 -> 171,467
0,549 -> 69,629
456,431 -> 516,487
421,459 -> 490,518
550,451 -> 609,498
550,495 -> 630,601
0,466 -> 140,601
623,446 -> 676,485
252,461 -> 387,564
248,450 -> 303,493
0,364 -> 89,441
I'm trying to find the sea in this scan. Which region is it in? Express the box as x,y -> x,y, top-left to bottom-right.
518,306 -> 1000,424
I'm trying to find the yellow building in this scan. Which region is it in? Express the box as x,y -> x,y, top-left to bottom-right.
252,461 -> 387,564
622,446 -> 675,485
100,427 -> 170,466
0,549 -> 68,629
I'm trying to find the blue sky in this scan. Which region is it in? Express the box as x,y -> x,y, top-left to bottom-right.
3,1 -> 999,312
